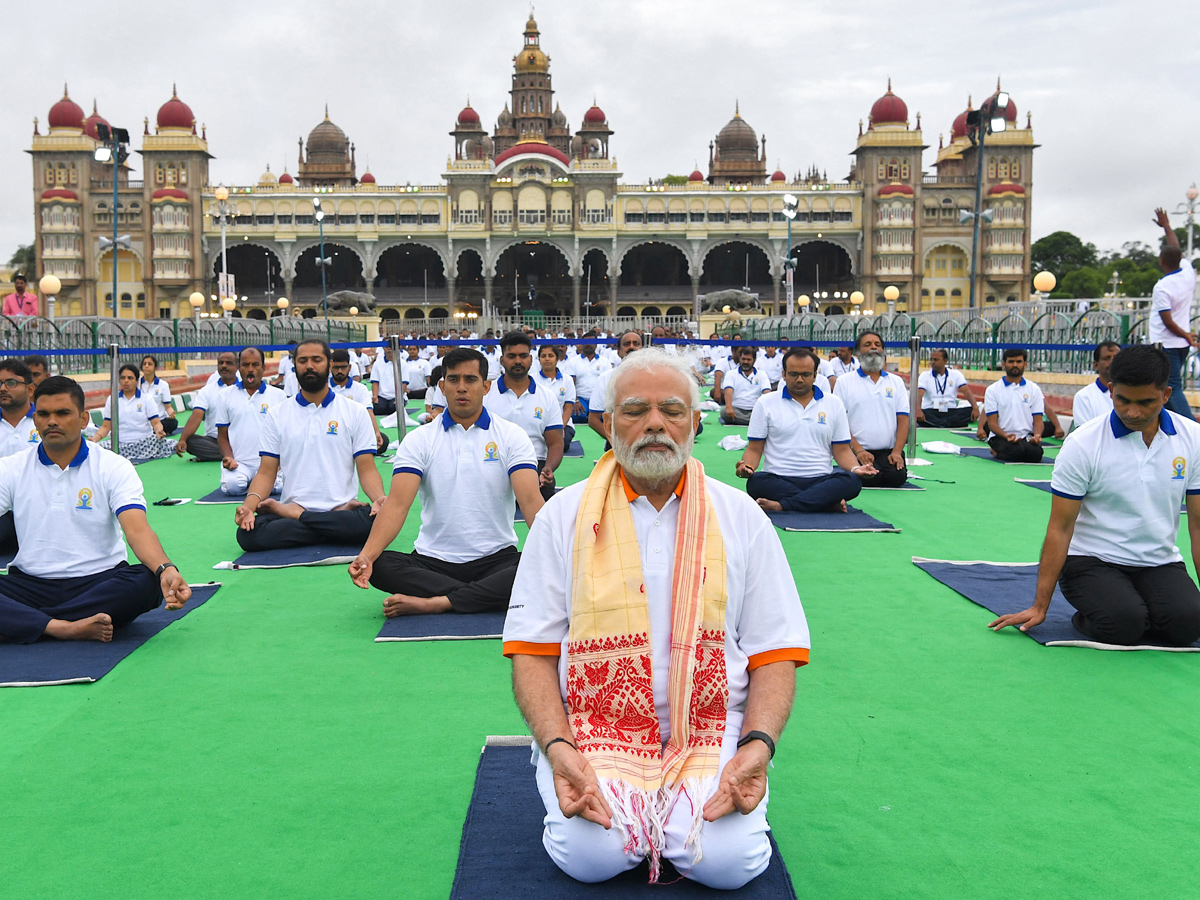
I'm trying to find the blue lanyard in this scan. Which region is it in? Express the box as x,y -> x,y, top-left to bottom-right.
933,370 -> 949,396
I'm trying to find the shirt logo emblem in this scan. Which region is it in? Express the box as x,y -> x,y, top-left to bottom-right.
1172,457 -> 1187,480
260,403 -> 269,414
76,488 -> 94,510
483,441 -> 499,461
326,420 -> 339,435
27,429 -> 38,442
1023,394 -> 1029,403
885,388 -> 893,398
817,412 -> 827,424
534,407 -> 544,420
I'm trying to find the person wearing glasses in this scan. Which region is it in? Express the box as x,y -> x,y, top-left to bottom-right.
0,358 -> 40,554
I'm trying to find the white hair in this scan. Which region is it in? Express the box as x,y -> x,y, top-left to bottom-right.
604,347 -> 702,413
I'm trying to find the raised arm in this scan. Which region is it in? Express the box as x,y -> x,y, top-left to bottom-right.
1156,207 -> 1180,250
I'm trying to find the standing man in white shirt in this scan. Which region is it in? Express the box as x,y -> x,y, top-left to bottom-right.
213,347 -> 288,496
0,376 -> 190,643
1072,341 -> 1119,428
330,349 -> 389,454
982,348 -> 1045,463
1148,207 -> 1197,421
737,349 -> 875,512
916,349 -> 978,428
833,331 -> 910,487
234,340 -> 385,551
0,359 -> 40,555
175,351 -> 238,462
486,331 -> 564,501
347,348 -> 543,616
721,346 -> 772,425
990,345 -> 1200,646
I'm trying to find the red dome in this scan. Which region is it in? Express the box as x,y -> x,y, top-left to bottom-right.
869,82 -> 908,126
689,169 -> 704,182
951,104 -> 972,140
583,104 -> 606,124
989,91 -> 1018,123
278,171 -> 294,184
878,183 -> 914,196
457,105 -> 480,125
987,182 -> 1025,196
48,86 -> 85,131
157,85 -> 194,131
360,171 -> 376,184
84,101 -> 109,140
152,188 -> 189,201
41,188 -> 79,201
493,142 -> 571,168
770,170 -> 786,182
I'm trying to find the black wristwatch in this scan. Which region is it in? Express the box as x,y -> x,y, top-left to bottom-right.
155,562 -> 177,581
737,730 -> 776,759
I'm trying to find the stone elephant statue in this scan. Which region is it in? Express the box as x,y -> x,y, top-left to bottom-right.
699,289 -> 761,313
325,290 -> 377,311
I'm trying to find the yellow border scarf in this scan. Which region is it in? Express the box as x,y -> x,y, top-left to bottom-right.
567,450 -> 728,881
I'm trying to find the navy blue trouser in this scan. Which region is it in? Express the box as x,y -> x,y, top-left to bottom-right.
746,470 -> 862,513
0,511 -> 16,553
1059,555 -> 1200,646
0,561 -> 161,644
1164,347 -> 1195,421
235,506 -> 375,552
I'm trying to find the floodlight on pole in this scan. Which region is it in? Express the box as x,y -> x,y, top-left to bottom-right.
965,88 -> 1013,308
782,194 -> 800,316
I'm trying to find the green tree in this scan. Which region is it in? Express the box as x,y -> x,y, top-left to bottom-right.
1030,231 -> 1097,279
7,243 -> 34,275
1060,267 -> 1107,299
662,174 -> 690,186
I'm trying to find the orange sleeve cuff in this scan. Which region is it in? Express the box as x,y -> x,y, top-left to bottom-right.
503,641 -> 562,659
747,647 -> 810,670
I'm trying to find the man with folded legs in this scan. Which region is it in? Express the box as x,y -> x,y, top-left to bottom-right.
234,340 -> 384,551
982,348 -> 1045,463
721,345 -> 772,426
486,331 -> 564,501
213,347 -> 288,496
990,345 -> 1200,646
0,376 -> 190,643
833,331 -> 910,487
175,351 -> 238,462
916,349 -> 977,429
347,348 -> 544,616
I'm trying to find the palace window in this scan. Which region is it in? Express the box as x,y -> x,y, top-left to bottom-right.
420,213 -> 440,225
646,212 -> 666,223
493,210 -> 513,225
519,209 -> 546,225
359,214 -> 375,225
256,215 -> 275,226
277,214 -> 293,225
900,160 -> 909,179
1011,161 -> 1021,179
669,211 -> 688,223
987,159 -> 996,178
337,214 -> 356,225
812,211 -> 831,222
585,208 -> 611,224
377,214 -> 396,225
234,215 -> 253,225
834,210 -> 853,222
886,158 -> 900,179
624,212 -> 644,224
456,209 -> 479,224
552,209 -> 571,225
707,212 -> 725,223
690,212 -> 706,223
998,159 -> 1009,179
399,214 -> 419,225
295,214 -> 314,225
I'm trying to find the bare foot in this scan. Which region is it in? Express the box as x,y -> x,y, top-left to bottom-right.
755,498 -> 783,512
833,499 -> 849,513
383,593 -> 453,617
43,614 -> 113,642
333,499 -> 369,512
258,498 -> 305,519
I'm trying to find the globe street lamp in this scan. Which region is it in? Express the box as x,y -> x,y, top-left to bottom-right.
94,123 -> 130,318
883,284 -> 900,315
39,273 -> 61,321
188,290 -> 204,325
211,185 -> 234,312
1173,183 -> 1199,262
276,297 -> 290,317
1032,270 -> 1056,301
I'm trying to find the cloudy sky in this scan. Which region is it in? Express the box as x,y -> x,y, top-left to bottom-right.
4,0 -> 1197,264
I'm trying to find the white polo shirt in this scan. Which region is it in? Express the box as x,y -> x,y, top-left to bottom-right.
191,378 -> 236,433
0,442 -> 145,579
331,376 -> 373,409
829,356 -> 858,378
1148,264 -> 1198,348
482,348 -> 503,381
723,365 -> 772,410
139,376 -> 173,414
748,386 -> 851,478
759,352 -> 783,385
260,389 -> 376,511
101,390 -> 159,442
833,368 -> 910,450
0,407 -> 39,458
918,367 -> 969,411
1051,410 -> 1200,566
213,381 -> 288,470
403,356 -> 431,391
370,357 -> 400,401
425,383 -> 446,410
502,474 -> 810,741
484,375 -> 562,459
533,368 -> 576,413
567,354 -> 611,402
1072,378 -> 1113,427
393,407 -> 537,563
983,377 -> 1045,439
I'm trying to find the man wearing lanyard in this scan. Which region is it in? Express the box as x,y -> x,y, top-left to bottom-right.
2,275 -> 38,317
916,349 -> 978,428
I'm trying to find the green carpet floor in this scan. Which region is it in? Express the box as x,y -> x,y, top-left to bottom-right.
2,423 -> 1198,899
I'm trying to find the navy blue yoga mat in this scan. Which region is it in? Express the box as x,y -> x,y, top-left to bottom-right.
229,544 -> 362,569
375,609 -> 506,642
195,488 -> 283,505
0,583 -> 221,687
766,507 -> 899,533
957,446 -> 1055,465
861,481 -> 924,491
450,742 -> 797,899
913,558 -> 1200,650
565,440 -> 585,458
1015,479 -> 1187,512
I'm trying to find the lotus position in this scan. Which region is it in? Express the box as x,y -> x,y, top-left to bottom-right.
916,349 -> 978,428
504,348 -> 809,889
213,347 -> 287,495
833,331 -> 909,487
0,377 -> 190,643
721,345 -> 772,426
175,351 -> 238,462
982,348 -> 1046,463
90,364 -> 177,459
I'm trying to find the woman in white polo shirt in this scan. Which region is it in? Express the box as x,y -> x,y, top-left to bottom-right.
90,364 -> 177,460
138,355 -> 178,434
533,344 -> 577,449
990,346 -> 1200,646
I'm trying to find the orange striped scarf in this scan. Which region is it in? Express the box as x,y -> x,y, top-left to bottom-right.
566,450 -> 728,881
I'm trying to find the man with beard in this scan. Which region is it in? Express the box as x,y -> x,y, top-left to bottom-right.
485,331 -> 564,501
0,359 -> 40,554
916,349 -> 978,429
982,348 -> 1046,463
1072,341 -> 1120,427
502,347 -> 809,889
212,347 -> 288,496
589,330 -> 643,446
833,331 -> 910,488
175,351 -> 238,462
721,345 -> 772,426
234,340 -> 384,551
329,349 -> 390,454
989,345 -> 1200,646
347,348 -> 542,616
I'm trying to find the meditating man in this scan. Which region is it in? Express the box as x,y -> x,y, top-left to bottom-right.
0,359 -> 40,554
982,348 -> 1046,463
588,330 -> 643,445
833,331 -> 910,488
990,345 -> 1200,646
329,349 -> 389,454
1148,206 -> 1198,421
486,331 -> 564,501
347,348 -> 543,616
1072,341 -> 1120,427
213,347 -> 287,496
721,345 -> 772,426
175,351 -> 238,462
90,364 -> 177,459
370,345 -> 402,418
916,349 -> 978,428
503,347 -> 809,889
0,376 -> 190,643
738,348 -> 876,513
234,340 -> 384,551
403,345 -> 431,400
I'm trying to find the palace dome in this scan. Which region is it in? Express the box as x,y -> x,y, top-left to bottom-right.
583,104 -> 607,124
157,85 -> 194,131
84,101 -> 110,140
869,81 -> 908,126
716,109 -> 759,159
360,170 -> 376,184
48,86 -> 85,132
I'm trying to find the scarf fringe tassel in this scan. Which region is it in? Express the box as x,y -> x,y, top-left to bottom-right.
600,774 -> 717,883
